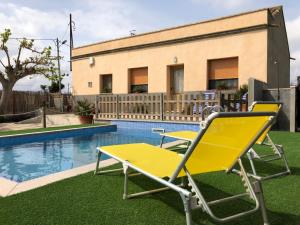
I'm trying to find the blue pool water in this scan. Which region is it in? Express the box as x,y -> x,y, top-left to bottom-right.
0,122 -> 199,182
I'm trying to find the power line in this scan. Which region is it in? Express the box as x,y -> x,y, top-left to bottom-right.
60,24 -> 69,42
10,37 -> 56,41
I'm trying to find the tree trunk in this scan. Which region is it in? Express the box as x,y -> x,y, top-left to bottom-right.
0,82 -> 14,115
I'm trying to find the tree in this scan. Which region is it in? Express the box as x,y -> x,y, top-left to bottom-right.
48,81 -> 65,93
0,29 -> 57,113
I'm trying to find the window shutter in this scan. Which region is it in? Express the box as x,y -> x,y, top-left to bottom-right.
208,57 -> 238,80
130,67 -> 148,85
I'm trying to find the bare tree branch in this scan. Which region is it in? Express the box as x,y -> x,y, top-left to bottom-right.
0,71 -> 6,83
0,59 -> 5,68
15,45 -> 22,68
3,47 -> 11,67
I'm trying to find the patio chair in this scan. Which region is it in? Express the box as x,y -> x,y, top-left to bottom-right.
95,112 -> 276,225
159,101 -> 291,181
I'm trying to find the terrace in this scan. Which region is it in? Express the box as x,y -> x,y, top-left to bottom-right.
0,4 -> 297,225
93,90 -> 247,121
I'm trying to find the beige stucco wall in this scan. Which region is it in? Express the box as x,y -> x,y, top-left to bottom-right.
267,7 -> 290,88
72,9 -> 268,57
72,30 -> 268,95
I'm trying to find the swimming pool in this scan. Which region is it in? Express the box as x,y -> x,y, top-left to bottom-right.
0,122 -> 199,182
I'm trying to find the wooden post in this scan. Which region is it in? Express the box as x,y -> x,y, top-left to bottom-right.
216,91 -> 221,110
95,96 -> 99,118
42,106 -> 46,128
116,95 -> 119,119
160,93 -> 164,121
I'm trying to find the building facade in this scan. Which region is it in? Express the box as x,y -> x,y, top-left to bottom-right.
72,6 -> 290,96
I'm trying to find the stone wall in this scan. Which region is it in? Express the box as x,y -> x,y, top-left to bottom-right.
248,78 -> 296,132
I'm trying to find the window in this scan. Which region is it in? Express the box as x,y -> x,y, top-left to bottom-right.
209,79 -> 238,90
169,65 -> 184,94
208,57 -> 238,90
88,82 -> 92,88
100,74 -> 112,93
129,67 -> 148,93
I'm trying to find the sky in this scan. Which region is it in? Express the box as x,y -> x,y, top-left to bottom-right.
0,0 -> 300,92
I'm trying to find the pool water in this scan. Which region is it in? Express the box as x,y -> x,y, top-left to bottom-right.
0,127 -> 166,182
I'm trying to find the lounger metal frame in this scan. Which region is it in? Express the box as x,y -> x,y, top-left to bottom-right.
95,112 -> 276,225
247,101 -> 291,180
159,101 -> 291,181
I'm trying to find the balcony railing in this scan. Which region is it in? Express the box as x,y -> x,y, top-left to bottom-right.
95,90 -> 247,122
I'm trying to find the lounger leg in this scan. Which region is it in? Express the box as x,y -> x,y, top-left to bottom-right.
123,163 -> 129,200
94,151 -> 123,175
253,181 -> 269,225
267,134 -> 281,156
181,176 -> 188,188
184,163 -> 261,223
180,193 -> 193,225
279,146 -> 291,175
247,151 -> 258,176
185,141 -> 191,151
246,144 -> 291,180
94,151 -> 102,175
160,136 -> 166,148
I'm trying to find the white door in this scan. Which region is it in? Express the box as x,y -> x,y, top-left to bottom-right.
171,67 -> 184,94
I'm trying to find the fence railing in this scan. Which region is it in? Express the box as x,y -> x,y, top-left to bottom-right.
95,90 -> 248,122
0,91 -> 47,115
0,91 -> 75,115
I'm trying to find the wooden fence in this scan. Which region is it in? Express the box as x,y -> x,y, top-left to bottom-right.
95,90 -> 248,122
0,91 -> 75,115
0,91 -> 47,115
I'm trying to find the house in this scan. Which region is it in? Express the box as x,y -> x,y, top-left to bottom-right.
71,6 -> 290,96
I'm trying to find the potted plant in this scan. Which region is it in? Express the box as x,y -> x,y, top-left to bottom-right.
102,87 -> 112,93
74,99 -> 94,124
235,84 -> 248,112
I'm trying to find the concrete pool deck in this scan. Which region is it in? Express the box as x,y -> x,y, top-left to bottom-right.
0,158 -> 118,197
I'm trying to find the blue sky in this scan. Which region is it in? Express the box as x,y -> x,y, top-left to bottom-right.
0,0 -> 299,91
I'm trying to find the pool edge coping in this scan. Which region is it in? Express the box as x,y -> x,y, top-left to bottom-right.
0,124 -> 113,139
103,119 -> 200,125
0,158 -> 118,197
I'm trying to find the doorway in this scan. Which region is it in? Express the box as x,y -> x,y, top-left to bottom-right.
169,65 -> 184,94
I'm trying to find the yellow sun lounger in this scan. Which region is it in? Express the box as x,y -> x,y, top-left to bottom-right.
160,101 -> 291,181
247,101 -> 291,179
95,112 -> 276,225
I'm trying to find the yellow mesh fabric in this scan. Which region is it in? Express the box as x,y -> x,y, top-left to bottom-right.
182,116 -> 271,176
252,104 -> 280,113
251,103 -> 280,144
100,143 -> 183,178
162,130 -> 197,141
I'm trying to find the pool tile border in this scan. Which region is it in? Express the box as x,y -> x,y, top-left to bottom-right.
0,124 -> 117,146
0,124 -> 112,138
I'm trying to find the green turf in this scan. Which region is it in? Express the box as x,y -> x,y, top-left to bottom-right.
0,123 -> 108,136
0,131 -> 299,225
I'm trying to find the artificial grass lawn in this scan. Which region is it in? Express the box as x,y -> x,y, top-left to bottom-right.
0,131 -> 299,225
0,123 -> 108,136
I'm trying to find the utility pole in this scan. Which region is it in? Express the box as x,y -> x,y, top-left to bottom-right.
56,38 -> 62,94
56,38 -> 63,112
69,13 -> 74,71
